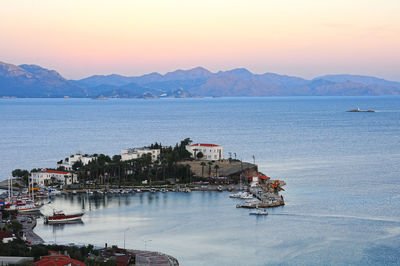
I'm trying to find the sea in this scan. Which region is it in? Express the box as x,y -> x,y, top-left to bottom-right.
0,97 -> 399,265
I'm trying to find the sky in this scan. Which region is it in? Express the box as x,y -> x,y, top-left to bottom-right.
0,0 -> 399,80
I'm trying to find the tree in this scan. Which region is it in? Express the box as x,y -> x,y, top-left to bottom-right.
72,160 -> 84,171
12,169 -> 29,186
207,161 -> 213,178
200,162 -> 206,178
112,155 -> 121,162
196,152 -> 204,159
214,164 -> 220,179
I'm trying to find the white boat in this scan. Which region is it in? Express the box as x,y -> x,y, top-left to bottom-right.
48,188 -> 61,196
229,192 -> 243,198
249,209 -> 268,216
229,191 -> 253,199
241,193 -> 254,199
3,198 -> 42,213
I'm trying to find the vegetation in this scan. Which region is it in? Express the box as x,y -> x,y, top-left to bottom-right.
74,138 -> 195,186
0,240 -> 109,264
11,169 -> 29,186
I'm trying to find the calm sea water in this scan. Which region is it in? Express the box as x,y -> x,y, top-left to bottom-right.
1,97 -> 400,265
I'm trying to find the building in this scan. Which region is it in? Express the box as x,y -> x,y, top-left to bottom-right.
121,147 -> 160,162
186,143 -> 223,160
57,153 -> 95,171
34,255 -> 85,266
248,174 -> 270,187
31,169 -> 77,187
0,230 -> 15,243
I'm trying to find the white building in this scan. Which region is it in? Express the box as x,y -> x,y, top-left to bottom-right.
30,169 -> 77,187
121,147 -> 160,162
186,143 -> 223,160
57,153 -> 95,171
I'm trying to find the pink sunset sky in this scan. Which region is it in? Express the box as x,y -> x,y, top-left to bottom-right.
1,0 -> 399,80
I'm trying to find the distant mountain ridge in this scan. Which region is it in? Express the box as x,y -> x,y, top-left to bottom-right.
1,60 -> 400,98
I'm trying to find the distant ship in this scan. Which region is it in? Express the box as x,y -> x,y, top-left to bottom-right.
92,95 -> 108,100
347,107 -> 375,112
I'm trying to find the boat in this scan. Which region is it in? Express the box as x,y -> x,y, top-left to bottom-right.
241,193 -> 254,199
249,209 -> 268,216
44,210 -> 84,224
347,107 -> 375,112
229,192 -> 243,198
217,186 -> 223,192
3,198 -> 42,213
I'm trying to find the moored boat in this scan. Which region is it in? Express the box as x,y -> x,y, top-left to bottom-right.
44,210 -> 84,224
3,198 -> 42,213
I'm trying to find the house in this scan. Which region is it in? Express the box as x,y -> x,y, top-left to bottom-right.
31,169 -> 78,187
57,153 -> 95,171
34,255 -> 85,266
186,143 -> 223,160
248,174 -> 270,187
121,147 -> 160,162
0,230 -> 15,243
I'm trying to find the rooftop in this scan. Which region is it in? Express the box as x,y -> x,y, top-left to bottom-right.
190,143 -> 221,147
44,170 -> 69,175
34,255 -> 85,266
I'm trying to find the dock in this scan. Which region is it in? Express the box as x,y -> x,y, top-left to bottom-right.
235,181 -> 285,209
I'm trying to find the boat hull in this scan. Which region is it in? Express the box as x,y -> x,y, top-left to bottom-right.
45,213 -> 84,224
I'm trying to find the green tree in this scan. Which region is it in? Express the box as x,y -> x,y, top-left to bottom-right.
200,162 -> 206,178
72,160 -> 84,171
196,152 -> 204,159
214,164 -> 220,179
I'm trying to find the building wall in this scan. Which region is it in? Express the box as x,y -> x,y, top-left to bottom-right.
31,171 -> 76,187
58,154 -> 94,170
186,144 -> 223,160
121,148 -> 160,162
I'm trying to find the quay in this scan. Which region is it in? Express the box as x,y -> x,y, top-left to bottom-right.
16,214 -> 44,245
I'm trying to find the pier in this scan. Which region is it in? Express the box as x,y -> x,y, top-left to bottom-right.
235,180 -> 286,209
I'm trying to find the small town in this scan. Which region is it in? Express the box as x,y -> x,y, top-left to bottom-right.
0,138 -> 285,265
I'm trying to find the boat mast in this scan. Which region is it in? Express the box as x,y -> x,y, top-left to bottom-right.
8,176 -> 10,201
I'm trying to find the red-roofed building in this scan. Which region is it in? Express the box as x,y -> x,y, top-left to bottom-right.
0,230 -> 15,243
34,255 -> 85,266
186,143 -> 223,160
31,169 -> 77,187
248,174 -> 271,187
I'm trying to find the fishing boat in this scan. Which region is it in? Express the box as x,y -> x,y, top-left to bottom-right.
44,210 -> 84,224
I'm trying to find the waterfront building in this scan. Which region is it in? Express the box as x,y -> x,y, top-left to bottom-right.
121,147 -> 160,162
0,230 -> 16,243
57,153 -> 95,171
30,169 -> 77,187
186,143 -> 223,160
34,255 -> 85,266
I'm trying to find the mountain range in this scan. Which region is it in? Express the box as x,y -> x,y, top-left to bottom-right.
1,60 -> 400,98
